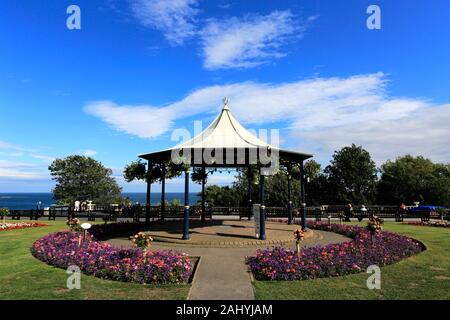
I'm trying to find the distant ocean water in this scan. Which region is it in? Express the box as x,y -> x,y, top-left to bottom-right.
0,193 -> 200,210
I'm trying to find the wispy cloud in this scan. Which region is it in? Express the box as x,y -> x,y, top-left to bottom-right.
0,140 -> 54,163
295,103 -> 450,164
84,100 -> 178,139
201,11 -> 314,69
0,160 -> 49,180
84,73 -> 450,164
130,0 -> 199,46
81,150 -> 97,157
30,154 -> 55,164
127,2 -> 315,69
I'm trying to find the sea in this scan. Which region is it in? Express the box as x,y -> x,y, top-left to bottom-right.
0,193 -> 200,210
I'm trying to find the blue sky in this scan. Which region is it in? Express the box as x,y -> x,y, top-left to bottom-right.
0,0 -> 449,193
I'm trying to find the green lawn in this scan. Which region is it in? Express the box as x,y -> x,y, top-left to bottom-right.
2,220 -> 449,300
253,222 -> 450,300
0,220 -> 190,300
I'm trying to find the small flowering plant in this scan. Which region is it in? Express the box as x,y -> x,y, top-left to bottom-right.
367,216 -> 384,233
294,228 -> 304,259
66,218 -> 81,232
0,208 -> 9,223
294,228 -> 304,243
130,231 -> 153,249
367,215 -> 384,245
130,232 -> 154,264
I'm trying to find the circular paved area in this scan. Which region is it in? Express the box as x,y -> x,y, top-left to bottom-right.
106,219 -> 350,300
114,219 -> 314,247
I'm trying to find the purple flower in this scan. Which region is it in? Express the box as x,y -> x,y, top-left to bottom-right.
246,220 -> 424,281
31,222 -> 193,285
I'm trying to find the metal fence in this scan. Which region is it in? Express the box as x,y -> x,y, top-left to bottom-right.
8,204 -> 449,222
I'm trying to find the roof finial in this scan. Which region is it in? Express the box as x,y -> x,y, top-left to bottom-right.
222,97 -> 229,110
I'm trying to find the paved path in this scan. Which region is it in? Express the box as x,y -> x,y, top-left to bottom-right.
108,229 -> 348,300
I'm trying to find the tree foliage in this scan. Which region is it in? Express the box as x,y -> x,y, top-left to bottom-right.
123,148 -> 449,208
324,144 -> 377,204
123,159 -> 187,184
203,185 -> 243,206
49,155 -> 122,205
377,155 -> 450,206
191,167 -> 208,185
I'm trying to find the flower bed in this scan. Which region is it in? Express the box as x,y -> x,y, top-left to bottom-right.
246,220 -> 424,281
0,222 -> 47,231
402,221 -> 449,228
31,223 -> 193,285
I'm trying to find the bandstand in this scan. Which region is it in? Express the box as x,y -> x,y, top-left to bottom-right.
138,98 -> 312,240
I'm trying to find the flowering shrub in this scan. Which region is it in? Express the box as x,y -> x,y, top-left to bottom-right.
66,218 -> 81,232
403,221 -> 449,228
247,221 -> 424,281
0,208 -> 9,224
293,228 -> 304,242
0,208 -> 9,217
1,222 -> 47,231
294,228 -> 305,259
130,232 -> 153,248
31,224 -> 193,285
367,216 -> 384,233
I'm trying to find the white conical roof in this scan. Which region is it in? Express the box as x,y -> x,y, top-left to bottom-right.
173,98 -> 273,150
139,98 -> 312,163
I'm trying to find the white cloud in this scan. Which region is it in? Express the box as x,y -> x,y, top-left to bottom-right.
84,100 -> 177,139
200,11 -> 313,69
84,73 -> 450,164
0,140 -> 55,164
130,0 -> 199,45
0,140 -> 27,152
127,3 -> 315,69
81,149 -> 97,157
0,160 -> 48,180
295,104 -> 450,165
30,154 -> 55,164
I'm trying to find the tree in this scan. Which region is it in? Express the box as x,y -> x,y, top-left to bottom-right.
324,144 -> 377,204
49,155 -> 122,205
264,171 -> 301,207
124,160 -> 188,184
377,155 -> 450,206
304,159 -> 321,181
191,167 -> 208,184
302,160 -> 332,206
203,185 -> 242,207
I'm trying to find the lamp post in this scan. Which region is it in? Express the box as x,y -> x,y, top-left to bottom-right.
259,173 -> 266,240
299,161 -> 307,231
182,168 -> 190,240
80,223 -> 91,246
287,163 -> 293,225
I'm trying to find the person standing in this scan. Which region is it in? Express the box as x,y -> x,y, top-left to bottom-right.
345,203 -> 353,222
74,200 -> 80,212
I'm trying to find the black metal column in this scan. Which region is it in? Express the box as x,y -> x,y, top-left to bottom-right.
160,164 -> 166,224
248,166 -> 252,220
201,166 -> 206,222
300,161 -> 307,230
182,169 -> 190,240
145,169 -> 151,225
259,173 -> 266,240
287,163 -> 293,225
